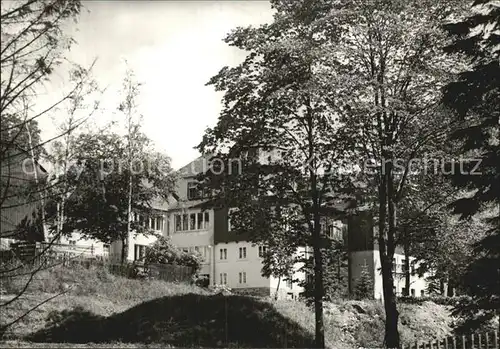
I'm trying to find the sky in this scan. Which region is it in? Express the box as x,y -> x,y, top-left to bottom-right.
40,1 -> 274,169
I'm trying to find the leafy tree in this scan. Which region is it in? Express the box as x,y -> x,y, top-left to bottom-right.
259,232 -> 298,301
59,130 -> 176,263
119,68 -> 143,264
330,0 -> 467,345
46,62 -> 102,240
300,240 -> 348,304
197,1 -> 353,346
0,0 -> 99,338
442,0 -> 500,333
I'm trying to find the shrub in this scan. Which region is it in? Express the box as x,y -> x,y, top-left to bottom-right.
145,236 -> 202,275
398,295 -> 472,306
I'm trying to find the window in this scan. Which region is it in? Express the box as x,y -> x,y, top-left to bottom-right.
239,247 -> 247,259
402,287 -> 407,295
182,214 -> 188,231
239,272 -> 246,284
197,213 -> 203,229
220,248 -> 227,260
175,214 -> 182,232
189,213 -> 196,230
103,244 -> 109,250
155,216 -> 163,231
147,216 -> 164,231
392,258 -> 396,272
166,219 -> 170,235
286,277 -> 293,289
420,290 -> 425,297
401,259 -> 406,273
220,273 -> 227,285
411,289 -> 415,297
204,212 -> 210,228
258,246 -> 267,258
137,214 -> 144,226
328,224 -> 342,240
69,240 -> 76,245
194,246 -> 199,253
187,182 -> 202,200
174,212 -> 210,232
134,244 -> 148,261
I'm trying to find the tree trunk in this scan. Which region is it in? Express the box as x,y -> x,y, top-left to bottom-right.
126,90 -> 133,270
312,214 -> 325,348
380,253 -> 400,347
404,232 -> 410,297
439,279 -> 445,295
121,238 -> 127,264
386,166 -> 400,348
378,161 -> 400,348
275,276 -> 281,301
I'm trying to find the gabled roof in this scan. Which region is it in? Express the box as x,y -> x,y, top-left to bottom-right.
176,154 -> 212,179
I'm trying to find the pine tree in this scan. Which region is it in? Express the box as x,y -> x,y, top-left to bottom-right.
355,262 -> 374,300
442,0 -> 500,334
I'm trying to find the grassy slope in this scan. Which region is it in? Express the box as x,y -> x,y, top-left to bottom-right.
0,265 -> 454,348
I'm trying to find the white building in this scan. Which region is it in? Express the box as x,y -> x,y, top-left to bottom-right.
165,156 -> 305,299
58,152 -> 429,301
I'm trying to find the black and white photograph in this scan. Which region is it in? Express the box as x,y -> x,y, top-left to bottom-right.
0,0 -> 499,348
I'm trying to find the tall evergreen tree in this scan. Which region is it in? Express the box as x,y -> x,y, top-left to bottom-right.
442,0 -> 500,333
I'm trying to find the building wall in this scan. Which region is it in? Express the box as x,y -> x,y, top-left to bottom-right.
215,241 -> 269,289
214,241 -> 305,299
348,212 -> 429,300
1,151 -> 47,241
57,232 -> 109,258
348,250 -> 378,298
392,254 -> 429,298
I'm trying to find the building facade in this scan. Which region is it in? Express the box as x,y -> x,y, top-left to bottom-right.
165,156 -> 305,299
57,153 -> 429,301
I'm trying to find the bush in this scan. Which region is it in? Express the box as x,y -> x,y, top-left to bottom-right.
145,236 -> 202,274
398,295 -> 472,306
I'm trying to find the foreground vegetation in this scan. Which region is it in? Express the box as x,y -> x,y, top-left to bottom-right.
1,265 -> 458,348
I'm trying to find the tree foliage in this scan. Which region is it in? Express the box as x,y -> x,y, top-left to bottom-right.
57,130 -> 176,262
442,0 -> 500,333
197,1 -> 358,346
144,235 -> 202,274
326,0 -> 466,345
0,0 -> 96,338
300,241 -> 348,304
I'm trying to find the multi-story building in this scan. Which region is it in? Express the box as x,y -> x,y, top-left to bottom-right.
56,151 -> 429,301
165,155 -> 305,299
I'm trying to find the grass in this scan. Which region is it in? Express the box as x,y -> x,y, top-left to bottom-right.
0,264 -> 455,348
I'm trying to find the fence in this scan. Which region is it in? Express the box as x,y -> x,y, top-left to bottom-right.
402,331 -> 499,349
5,241 -> 194,284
